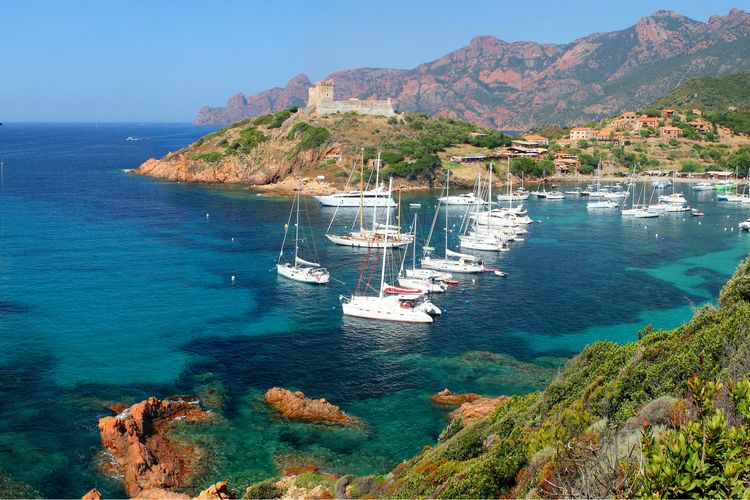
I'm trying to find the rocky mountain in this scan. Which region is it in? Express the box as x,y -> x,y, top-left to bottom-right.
195,9 -> 750,129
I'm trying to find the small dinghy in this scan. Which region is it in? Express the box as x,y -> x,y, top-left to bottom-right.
442,279 -> 459,287
493,269 -> 508,278
691,209 -> 705,217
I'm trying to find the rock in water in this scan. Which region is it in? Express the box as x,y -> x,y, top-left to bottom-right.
264,388 -> 353,424
449,396 -> 511,423
97,396 -> 211,497
194,481 -> 235,500
81,488 -> 102,500
431,388 -> 482,405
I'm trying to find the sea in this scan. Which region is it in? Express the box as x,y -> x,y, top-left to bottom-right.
0,123 -> 748,497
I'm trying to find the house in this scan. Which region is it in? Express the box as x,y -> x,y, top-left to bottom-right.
553,153 -> 580,173
688,120 -> 710,132
692,108 -> 702,117
661,109 -> 675,117
521,134 -> 549,147
449,153 -> 488,163
570,127 -> 592,141
593,127 -> 615,140
659,126 -> 682,140
635,116 -> 660,131
555,138 -> 574,147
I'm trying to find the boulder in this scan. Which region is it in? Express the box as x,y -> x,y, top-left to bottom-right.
81,488 -> 102,500
449,396 -> 511,423
195,481 -> 235,500
431,389 -> 482,405
98,396 -> 211,497
264,388 -> 353,424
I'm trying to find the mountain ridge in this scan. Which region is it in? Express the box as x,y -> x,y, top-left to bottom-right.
194,9 -> 750,129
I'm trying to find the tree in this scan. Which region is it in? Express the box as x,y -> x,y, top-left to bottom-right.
680,160 -> 703,173
509,158 -> 536,177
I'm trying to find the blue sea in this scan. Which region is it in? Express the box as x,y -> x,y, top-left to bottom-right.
0,123 -> 748,497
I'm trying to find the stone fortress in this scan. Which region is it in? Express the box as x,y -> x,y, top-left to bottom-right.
306,80 -> 395,117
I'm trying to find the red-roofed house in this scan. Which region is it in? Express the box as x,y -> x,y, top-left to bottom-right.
635,116 -> 660,131
521,134 -> 549,147
659,126 -> 682,140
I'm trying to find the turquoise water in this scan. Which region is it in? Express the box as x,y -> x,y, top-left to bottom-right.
0,124 -> 748,497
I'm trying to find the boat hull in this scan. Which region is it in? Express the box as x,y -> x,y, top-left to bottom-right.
421,257 -> 484,273
325,233 -> 409,248
276,264 -> 330,284
341,296 -> 433,323
314,195 -> 396,207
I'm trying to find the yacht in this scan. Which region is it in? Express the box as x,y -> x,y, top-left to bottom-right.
439,191 -> 487,205
740,219 -> 750,231
692,182 -> 713,191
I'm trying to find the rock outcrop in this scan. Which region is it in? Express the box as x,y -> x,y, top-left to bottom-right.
449,396 -> 511,424
431,389 -> 482,405
97,397 -> 211,497
194,9 -> 750,129
81,488 -> 102,500
264,388 -> 353,425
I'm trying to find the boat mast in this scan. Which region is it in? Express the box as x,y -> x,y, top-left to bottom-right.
412,213 -> 418,270
372,151 -> 381,232
445,170 -> 450,258
294,180 -> 300,265
397,186 -> 402,235
379,178 -> 393,298
359,148 -> 365,232
487,162 -> 492,233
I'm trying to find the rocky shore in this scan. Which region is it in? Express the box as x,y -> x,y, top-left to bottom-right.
263,387 -> 355,425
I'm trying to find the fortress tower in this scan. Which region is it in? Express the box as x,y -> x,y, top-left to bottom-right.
307,80 -> 334,107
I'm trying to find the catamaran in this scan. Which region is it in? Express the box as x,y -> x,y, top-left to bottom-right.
277,181 -> 330,284
340,179 -> 436,323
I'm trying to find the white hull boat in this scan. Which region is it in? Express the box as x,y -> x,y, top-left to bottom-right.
397,277 -> 447,293
315,189 -> 395,207
277,263 -> 330,284
587,200 -> 619,209
439,192 -> 487,205
341,295 -> 433,323
740,219 -> 750,231
325,233 -> 409,248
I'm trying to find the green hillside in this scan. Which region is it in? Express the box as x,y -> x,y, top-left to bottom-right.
651,70 -> 750,134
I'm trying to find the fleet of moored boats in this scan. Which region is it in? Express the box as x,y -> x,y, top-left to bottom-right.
276,153 -> 750,322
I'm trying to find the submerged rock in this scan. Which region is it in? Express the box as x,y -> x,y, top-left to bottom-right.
264,388 -> 353,425
431,388 -> 482,405
97,396 -> 211,497
449,396 -> 511,423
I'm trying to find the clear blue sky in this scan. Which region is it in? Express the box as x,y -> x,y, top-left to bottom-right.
3,1 -> 749,122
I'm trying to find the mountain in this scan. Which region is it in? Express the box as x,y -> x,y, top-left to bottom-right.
194,9 -> 750,129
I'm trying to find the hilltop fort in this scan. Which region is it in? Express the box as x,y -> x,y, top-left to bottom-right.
306,80 -> 395,117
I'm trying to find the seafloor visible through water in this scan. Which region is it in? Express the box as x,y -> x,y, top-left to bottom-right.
0,123 -> 748,497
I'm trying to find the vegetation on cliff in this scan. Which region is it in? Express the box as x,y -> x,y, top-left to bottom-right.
136,109 -> 509,186
241,256 -> 750,498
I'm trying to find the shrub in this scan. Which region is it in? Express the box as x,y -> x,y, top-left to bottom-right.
191,151 -> 222,163
243,479 -> 283,499
287,122 -> 330,150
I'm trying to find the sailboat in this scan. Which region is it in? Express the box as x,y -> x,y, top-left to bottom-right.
314,152 -> 395,207
460,163 -> 510,251
325,151 -> 411,248
397,214 -> 448,293
422,171 -> 485,273
587,159 -> 618,209
277,181 -> 331,284
340,179 -> 435,323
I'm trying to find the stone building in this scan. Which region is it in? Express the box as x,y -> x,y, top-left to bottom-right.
306,80 -> 395,117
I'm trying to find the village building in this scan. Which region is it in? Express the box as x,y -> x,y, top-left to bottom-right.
449,153 -> 488,163
306,80 -> 395,117
692,108 -> 703,117
659,126 -> 682,140
688,120 -> 711,132
520,134 -> 549,147
570,127 -> 592,141
634,116 -> 660,131
661,109 -> 675,118
592,127 -> 615,140
553,153 -> 580,174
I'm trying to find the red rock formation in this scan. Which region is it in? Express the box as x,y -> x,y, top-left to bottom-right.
194,9 -> 750,129
97,397 -> 211,497
264,388 -> 353,425
81,488 -> 102,500
431,389 -> 482,405
449,396 -> 511,424
194,481 -> 235,500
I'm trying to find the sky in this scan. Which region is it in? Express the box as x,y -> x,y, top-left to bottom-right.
2,0 -> 750,122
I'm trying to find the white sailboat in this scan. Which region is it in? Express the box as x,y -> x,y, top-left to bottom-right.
423,171 -> 485,272
587,159 -> 618,209
277,182 -> 331,284
397,214 -> 448,293
325,151 -> 411,248
314,152 -> 395,207
340,179 -> 435,323
460,163 -> 510,251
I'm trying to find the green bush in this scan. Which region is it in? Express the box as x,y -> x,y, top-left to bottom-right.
191,151 -> 222,163
243,479 -> 283,499
287,122 -> 330,150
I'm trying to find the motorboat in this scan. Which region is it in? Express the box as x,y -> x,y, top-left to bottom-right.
740,219 -> 750,231
439,192 -> 487,205
692,182 -> 713,191
544,191 -> 565,200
